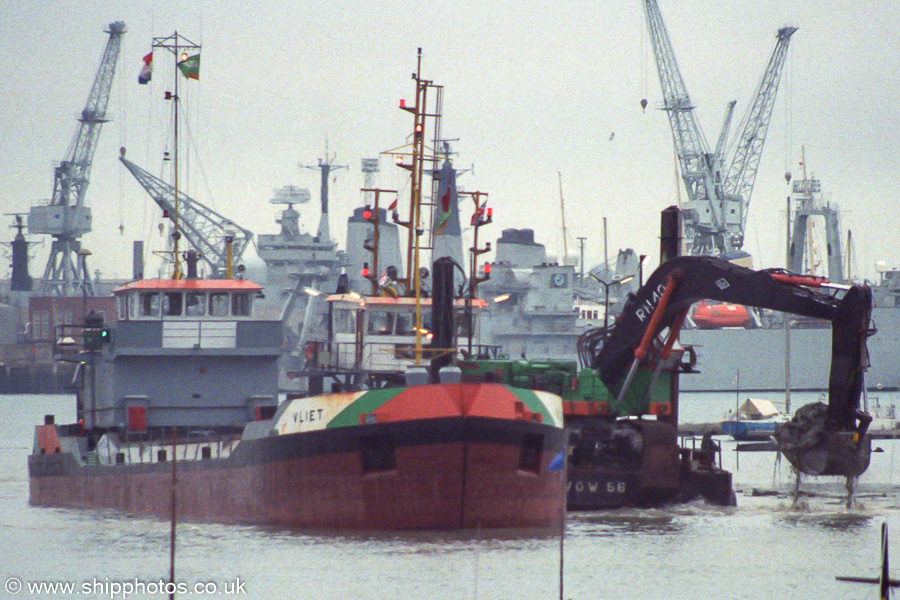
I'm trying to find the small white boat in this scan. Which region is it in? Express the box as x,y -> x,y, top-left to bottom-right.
721,398 -> 789,441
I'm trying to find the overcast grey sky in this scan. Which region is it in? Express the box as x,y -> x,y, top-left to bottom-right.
3,0 -> 899,282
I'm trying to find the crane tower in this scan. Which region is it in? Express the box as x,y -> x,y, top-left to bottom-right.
28,21 -> 126,296
119,155 -> 254,278
643,0 -> 795,257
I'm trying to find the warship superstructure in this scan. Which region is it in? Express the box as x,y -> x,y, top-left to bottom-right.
478,229 -> 580,361
680,172 -> 900,392
255,185 -> 345,339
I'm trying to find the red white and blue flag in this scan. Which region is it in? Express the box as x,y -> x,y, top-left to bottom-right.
470,199 -> 488,225
138,52 -> 153,84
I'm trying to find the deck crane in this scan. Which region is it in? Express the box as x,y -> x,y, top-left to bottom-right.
643,0 -> 795,256
119,155 -> 253,278
28,21 -> 126,296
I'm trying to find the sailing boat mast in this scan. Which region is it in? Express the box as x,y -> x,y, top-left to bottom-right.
784,191 -> 792,412
558,172 -> 568,265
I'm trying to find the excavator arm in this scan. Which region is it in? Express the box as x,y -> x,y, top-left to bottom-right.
581,255 -> 873,476
579,256 -> 872,476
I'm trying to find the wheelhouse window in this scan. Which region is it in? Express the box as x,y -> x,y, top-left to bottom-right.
455,308 -> 472,337
367,311 -> 395,335
163,292 -> 183,316
395,313 -> 413,336
117,294 -> 128,320
185,292 -> 206,316
209,292 -> 229,317
333,308 -> 356,334
140,292 -> 161,317
232,292 -> 251,316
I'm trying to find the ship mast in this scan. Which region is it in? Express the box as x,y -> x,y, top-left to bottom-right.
152,32 -> 201,279
558,171 -> 568,264
300,143 -> 347,244
388,49 -> 443,363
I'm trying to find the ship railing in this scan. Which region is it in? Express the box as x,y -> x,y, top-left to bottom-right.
305,340 -> 504,373
91,429 -> 241,466
678,432 -> 724,472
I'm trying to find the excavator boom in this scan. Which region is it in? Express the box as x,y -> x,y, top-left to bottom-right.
582,255 -> 873,477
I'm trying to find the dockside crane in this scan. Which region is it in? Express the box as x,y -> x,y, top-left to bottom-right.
28,21 -> 126,296
119,155 -> 253,277
643,0 -> 795,256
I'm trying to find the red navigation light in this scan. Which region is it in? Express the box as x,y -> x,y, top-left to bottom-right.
363,205 -> 372,220
486,207 -> 493,218
484,263 -> 492,275
362,262 -> 370,278
399,99 -> 406,108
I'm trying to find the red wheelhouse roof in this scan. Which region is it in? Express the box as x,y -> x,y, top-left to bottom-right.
115,278 -> 262,294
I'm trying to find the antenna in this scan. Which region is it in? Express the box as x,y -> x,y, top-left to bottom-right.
300,143 -> 347,243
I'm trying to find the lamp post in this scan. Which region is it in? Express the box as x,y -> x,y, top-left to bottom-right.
577,237 -> 587,282
638,254 -> 649,287
77,248 -> 92,322
77,248 -> 92,428
297,287 -> 322,351
591,274 -> 634,339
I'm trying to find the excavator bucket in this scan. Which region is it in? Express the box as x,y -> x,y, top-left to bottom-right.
774,285 -> 873,477
774,401 -> 871,477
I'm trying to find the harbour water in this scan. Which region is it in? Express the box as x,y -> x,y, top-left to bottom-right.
3,392 -> 900,599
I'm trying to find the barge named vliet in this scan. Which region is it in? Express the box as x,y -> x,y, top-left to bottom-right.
29,53 -> 568,531
28,274 -> 567,530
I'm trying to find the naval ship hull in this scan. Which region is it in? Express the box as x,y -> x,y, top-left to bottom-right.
679,306 -> 900,392
30,390 -> 567,531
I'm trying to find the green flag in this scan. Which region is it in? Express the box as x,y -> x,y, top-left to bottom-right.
177,54 -> 200,80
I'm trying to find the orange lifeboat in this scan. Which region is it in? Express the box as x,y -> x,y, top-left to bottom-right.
692,301 -> 751,329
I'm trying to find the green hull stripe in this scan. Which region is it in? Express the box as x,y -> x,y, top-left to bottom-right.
327,387 -> 405,429
326,384 -> 560,429
505,387 -> 555,425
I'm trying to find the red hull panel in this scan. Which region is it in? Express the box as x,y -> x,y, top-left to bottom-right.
30,420 -> 565,530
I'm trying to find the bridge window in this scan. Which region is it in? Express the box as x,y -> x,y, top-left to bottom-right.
209,293 -> 229,316
455,309 -> 472,337
163,292 -> 183,316
140,292 -> 160,317
395,313 -> 412,335
232,293 -> 251,316
333,309 -> 356,334
368,311 -> 394,335
185,292 -> 206,316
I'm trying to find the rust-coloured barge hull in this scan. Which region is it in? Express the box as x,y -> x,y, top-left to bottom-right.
30,417 -> 566,530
